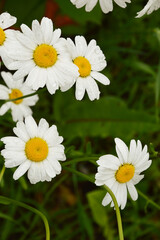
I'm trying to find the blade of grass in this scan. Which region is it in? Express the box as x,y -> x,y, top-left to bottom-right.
155,60 -> 160,122
19,174 -> 68,240
0,195 -> 50,240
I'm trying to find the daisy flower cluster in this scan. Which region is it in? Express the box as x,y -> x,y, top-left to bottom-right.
0,12 -> 109,185
70,0 -> 160,17
0,12 -> 110,103
0,10 -> 153,213
0,11 -> 110,121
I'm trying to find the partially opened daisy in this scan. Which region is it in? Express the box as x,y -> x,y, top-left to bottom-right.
7,17 -> 78,94
70,0 -> 131,14
0,72 -> 38,122
0,12 -> 17,67
66,36 -> 110,100
136,0 -> 160,18
95,138 -> 152,209
1,116 -> 66,184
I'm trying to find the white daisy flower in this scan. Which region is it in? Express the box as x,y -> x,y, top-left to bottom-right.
0,71 -> 38,122
66,36 -> 110,101
0,12 -> 17,67
136,0 -> 160,18
70,0 -> 131,14
1,116 -> 66,184
7,17 -> 79,94
95,138 -> 152,209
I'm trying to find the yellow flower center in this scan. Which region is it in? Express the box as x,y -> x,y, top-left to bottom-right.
25,137 -> 49,162
33,44 -> 57,68
74,56 -> 91,77
0,27 -> 6,46
9,89 -> 23,104
115,164 -> 135,183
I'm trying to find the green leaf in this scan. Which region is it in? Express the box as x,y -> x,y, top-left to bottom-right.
0,212 -> 18,224
0,196 -> 11,205
154,28 -> 160,45
87,190 -> 107,227
155,61 -> 160,105
54,93 -> 160,139
78,204 -> 94,240
131,60 -> 156,78
87,190 -> 115,240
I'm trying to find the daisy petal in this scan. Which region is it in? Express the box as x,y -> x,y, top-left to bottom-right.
41,17 -> 53,44
13,160 -> 31,180
37,118 -> 49,138
86,0 -> 98,12
1,71 -> 14,88
75,36 -> 87,56
97,154 -> 120,170
127,181 -> 138,201
128,139 -> 136,163
44,125 -> 58,145
102,192 -> 112,206
32,19 -> 43,44
0,103 -> 10,115
43,160 -> 56,178
25,116 -> 38,138
13,121 -> 30,142
0,12 -> 17,29
75,77 -> 86,100
51,28 -> 61,45
85,76 -> 100,101
115,138 -> 128,163
91,71 -> 110,85
5,157 -> 26,168
99,0 -> 113,13
135,160 -> 152,173
132,174 -> 144,185
120,184 -> 127,209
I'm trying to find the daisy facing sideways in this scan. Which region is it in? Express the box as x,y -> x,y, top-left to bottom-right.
0,12 -> 17,67
95,138 -> 152,209
70,0 -> 131,14
0,72 -> 38,122
66,36 -> 110,101
7,17 -> 79,94
136,0 -> 160,17
1,116 -> 66,184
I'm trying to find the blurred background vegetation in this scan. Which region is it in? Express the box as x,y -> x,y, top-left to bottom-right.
0,0 -> 160,239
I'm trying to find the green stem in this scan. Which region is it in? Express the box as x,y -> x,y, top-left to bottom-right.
63,166 -> 124,240
0,165 -> 5,183
62,157 -> 98,166
19,175 -> 68,240
104,185 -> 124,240
3,88 -> 46,103
137,189 -> 160,210
63,166 -> 94,183
155,60 -> 160,122
0,196 -> 50,240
